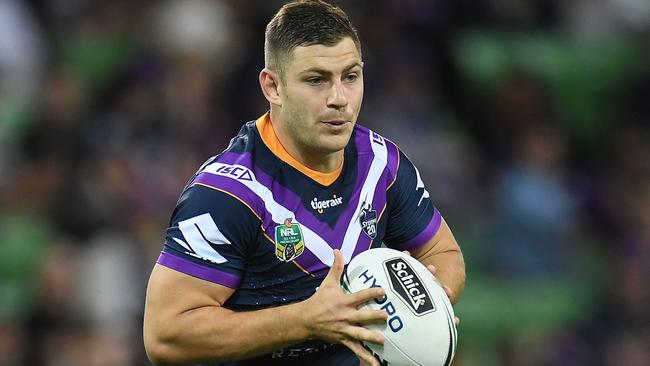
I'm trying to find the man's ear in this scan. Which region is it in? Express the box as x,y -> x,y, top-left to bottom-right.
259,68 -> 282,106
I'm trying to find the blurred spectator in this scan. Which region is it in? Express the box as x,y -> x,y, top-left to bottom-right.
1,1 -> 649,365
485,122 -> 578,278
0,0 -> 44,185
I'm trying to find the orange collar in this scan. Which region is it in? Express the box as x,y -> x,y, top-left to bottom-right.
255,113 -> 343,186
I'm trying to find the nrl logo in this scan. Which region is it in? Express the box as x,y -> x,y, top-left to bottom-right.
274,218 -> 305,262
358,200 -> 377,239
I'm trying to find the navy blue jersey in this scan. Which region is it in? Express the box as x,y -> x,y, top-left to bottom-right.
157,114 -> 442,365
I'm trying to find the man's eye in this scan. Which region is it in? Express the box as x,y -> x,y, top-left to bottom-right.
307,78 -> 324,85
344,73 -> 358,82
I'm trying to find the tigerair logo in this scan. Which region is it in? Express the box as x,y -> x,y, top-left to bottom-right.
310,195 -> 343,214
385,258 -> 435,316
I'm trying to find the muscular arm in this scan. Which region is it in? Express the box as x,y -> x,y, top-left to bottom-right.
144,250 -> 387,366
143,264 -> 312,365
410,218 -> 465,304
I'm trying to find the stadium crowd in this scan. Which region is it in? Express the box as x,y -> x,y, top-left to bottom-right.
0,0 -> 649,365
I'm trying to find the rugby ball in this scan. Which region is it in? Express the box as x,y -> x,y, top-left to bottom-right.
341,248 -> 457,366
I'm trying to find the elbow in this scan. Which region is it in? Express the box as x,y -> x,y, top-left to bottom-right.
145,337 -> 201,366
144,335 -> 176,366
144,324 -> 185,366
143,325 -> 231,366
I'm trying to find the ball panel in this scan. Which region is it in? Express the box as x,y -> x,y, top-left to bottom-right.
365,335 -> 421,366
343,248 -> 457,366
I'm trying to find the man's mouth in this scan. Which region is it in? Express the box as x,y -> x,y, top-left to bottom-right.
321,120 -> 348,126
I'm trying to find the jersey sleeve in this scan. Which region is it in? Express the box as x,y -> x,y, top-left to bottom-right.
157,184 -> 260,289
383,149 -> 442,252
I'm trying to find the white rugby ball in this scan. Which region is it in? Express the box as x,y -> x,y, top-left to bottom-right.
341,248 -> 457,366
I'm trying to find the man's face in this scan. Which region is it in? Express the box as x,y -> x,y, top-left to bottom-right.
277,37 -> 363,156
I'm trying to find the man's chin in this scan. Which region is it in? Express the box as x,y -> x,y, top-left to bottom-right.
317,136 -> 352,154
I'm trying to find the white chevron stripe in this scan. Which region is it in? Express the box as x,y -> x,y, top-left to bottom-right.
201,163 -> 336,266
340,131 -> 388,262
177,213 -> 230,264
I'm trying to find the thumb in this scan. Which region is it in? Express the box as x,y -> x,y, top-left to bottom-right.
323,249 -> 345,285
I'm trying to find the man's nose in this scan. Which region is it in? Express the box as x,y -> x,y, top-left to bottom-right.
326,81 -> 348,109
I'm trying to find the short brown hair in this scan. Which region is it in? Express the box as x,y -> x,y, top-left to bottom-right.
264,0 -> 361,80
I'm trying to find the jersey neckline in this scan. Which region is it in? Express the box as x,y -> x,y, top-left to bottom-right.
255,113 -> 343,186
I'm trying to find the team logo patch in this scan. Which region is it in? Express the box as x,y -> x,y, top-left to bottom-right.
274,218 -> 305,262
358,201 -> 377,239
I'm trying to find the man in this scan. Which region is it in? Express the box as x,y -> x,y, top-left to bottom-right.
143,1 -> 465,365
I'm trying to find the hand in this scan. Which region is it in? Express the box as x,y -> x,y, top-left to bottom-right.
403,250 -> 461,326
427,264 -> 461,326
300,249 -> 388,366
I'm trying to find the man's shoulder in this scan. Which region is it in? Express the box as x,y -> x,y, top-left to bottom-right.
185,117 -> 305,221
351,124 -> 400,178
220,120 -> 259,156
202,119 -> 267,171
352,123 -> 398,152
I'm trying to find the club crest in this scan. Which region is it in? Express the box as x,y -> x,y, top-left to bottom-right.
274,218 -> 305,262
359,201 -> 377,239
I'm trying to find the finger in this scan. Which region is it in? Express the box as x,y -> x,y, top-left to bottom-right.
348,287 -> 385,305
443,285 -> 453,299
402,250 -> 411,256
342,339 -> 380,366
454,316 -> 461,326
349,309 -> 388,324
427,264 -> 437,275
345,325 -> 385,345
323,249 -> 345,285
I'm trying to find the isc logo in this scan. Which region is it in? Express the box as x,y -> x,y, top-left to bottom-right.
371,131 -> 385,146
211,163 -> 253,181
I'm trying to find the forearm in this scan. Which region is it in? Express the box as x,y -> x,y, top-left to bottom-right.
145,300 -> 311,365
412,218 -> 466,304
420,249 -> 465,303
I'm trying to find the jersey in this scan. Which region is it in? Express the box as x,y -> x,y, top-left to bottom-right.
157,113 -> 442,365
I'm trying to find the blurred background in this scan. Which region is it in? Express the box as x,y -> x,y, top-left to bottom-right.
1,0 -> 649,365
